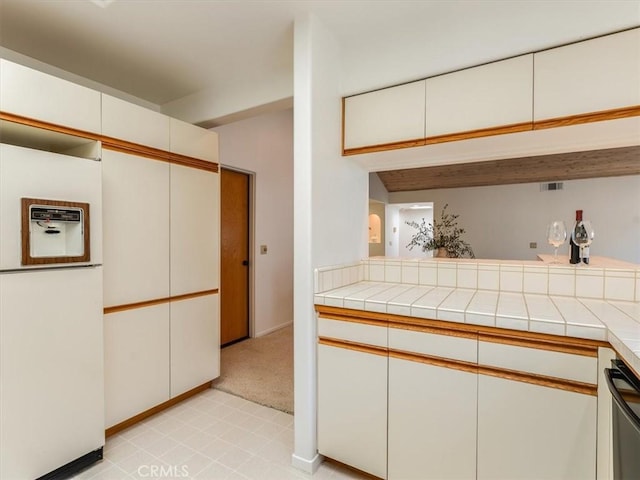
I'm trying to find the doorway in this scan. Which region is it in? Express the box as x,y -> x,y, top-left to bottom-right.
220,167 -> 251,346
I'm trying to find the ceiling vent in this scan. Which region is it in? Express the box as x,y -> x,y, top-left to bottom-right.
540,182 -> 564,191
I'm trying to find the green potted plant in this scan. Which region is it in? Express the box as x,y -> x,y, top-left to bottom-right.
406,204 -> 475,258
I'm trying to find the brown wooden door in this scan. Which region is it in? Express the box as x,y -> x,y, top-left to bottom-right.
220,168 -> 250,346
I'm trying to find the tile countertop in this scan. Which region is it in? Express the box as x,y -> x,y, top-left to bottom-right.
314,281 -> 640,376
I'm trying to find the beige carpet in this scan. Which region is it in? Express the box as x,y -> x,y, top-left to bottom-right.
213,324 -> 293,414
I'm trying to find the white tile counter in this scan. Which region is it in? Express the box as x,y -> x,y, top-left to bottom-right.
314,257 -> 640,376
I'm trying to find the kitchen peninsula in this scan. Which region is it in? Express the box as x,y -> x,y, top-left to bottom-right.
314,256 -> 640,479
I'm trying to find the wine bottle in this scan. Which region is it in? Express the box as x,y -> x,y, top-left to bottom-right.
569,210 -> 582,264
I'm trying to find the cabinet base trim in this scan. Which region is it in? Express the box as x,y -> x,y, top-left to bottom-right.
291,453 -> 324,475
105,381 -> 213,437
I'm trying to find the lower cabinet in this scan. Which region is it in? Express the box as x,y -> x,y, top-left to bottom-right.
477,374 -> 597,480
104,304 -> 170,428
317,342 -> 388,479
388,357 -> 477,480
170,294 -> 220,398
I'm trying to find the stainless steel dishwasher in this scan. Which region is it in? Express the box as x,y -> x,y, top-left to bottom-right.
605,359 -> 640,480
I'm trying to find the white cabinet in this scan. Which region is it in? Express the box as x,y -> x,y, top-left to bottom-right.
388,358 -> 477,480
0,59 -> 101,133
388,327 -> 477,480
318,343 -> 388,479
104,304 -> 170,428
102,150 -> 170,307
170,295 -> 220,397
477,340 -> 597,479
477,374 -> 597,480
102,94 -> 171,150
317,316 -> 388,478
170,163 -> 219,296
425,55 -> 533,138
170,118 -> 219,163
343,80 -> 426,151
534,28 -> 640,121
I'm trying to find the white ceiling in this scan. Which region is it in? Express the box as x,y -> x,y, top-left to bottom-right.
0,0 -> 639,119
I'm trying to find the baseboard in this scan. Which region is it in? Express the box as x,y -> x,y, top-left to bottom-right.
255,321 -> 292,337
105,381 -> 213,437
291,452 -> 323,474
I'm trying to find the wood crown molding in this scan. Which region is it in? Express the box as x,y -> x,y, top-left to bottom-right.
104,288 -> 219,314
0,111 -> 219,173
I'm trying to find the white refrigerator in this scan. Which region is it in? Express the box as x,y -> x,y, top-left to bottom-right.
0,143 -> 105,479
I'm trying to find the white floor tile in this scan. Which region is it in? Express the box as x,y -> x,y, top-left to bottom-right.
76,388 -> 368,480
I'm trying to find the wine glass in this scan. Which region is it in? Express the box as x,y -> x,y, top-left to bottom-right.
546,221 -> 567,264
572,220 -> 595,265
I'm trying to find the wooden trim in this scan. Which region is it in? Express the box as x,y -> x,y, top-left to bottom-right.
316,305 -> 389,328
0,111 -> 100,141
102,137 -> 218,173
104,288 -> 219,314
388,318 -> 478,340
533,105 -> 640,130
318,336 -> 388,357
478,331 -> 599,357
478,364 -> 597,396
317,306 -> 609,352
0,112 -> 219,173
324,457 -> 383,480
424,122 -> 533,145
105,381 -> 213,437
342,137 -> 426,156
21,198 -> 91,265
389,349 -> 478,375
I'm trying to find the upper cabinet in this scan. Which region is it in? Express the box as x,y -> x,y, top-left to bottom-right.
425,55 -> 533,139
534,28 -> 640,123
102,94 -> 170,150
343,80 -> 426,153
0,60 -> 101,134
170,118 -> 219,163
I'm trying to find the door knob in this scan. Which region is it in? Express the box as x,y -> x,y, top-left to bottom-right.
242,260 -> 249,266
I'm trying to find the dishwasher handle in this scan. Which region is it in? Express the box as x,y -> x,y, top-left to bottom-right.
605,367 -> 640,432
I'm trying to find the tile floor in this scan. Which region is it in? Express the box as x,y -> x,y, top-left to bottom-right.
75,389 -> 367,479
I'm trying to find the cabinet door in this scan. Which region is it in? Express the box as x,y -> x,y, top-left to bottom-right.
388,358 -> 477,480
170,118 -> 219,163
0,59 -> 101,133
318,343 -> 387,479
170,164 -> 219,296
170,294 -> 220,397
425,55 -> 533,138
102,150 -> 170,307
104,304 -> 170,428
534,28 -> 640,121
477,374 -> 597,480
343,80 -> 426,151
102,94 -> 171,150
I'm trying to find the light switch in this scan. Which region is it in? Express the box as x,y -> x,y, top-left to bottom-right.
260,245 -> 268,255
529,242 -> 537,249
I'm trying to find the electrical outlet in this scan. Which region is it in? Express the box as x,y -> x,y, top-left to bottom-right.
529,242 -> 537,249
260,245 -> 268,255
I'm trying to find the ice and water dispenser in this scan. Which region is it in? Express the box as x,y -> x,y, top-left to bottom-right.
21,198 -> 90,265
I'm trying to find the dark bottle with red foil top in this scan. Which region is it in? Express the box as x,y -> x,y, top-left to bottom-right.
570,210 -> 588,264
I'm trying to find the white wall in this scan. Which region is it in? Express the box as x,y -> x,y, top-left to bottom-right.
212,109 -> 293,337
390,175 -> 640,264
292,12 -> 368,473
